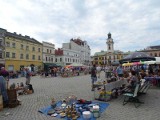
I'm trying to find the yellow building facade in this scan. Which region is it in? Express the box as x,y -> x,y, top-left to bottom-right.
5,32 -> 43,71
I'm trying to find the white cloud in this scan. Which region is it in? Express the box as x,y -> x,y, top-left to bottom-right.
0,0 -> 160,55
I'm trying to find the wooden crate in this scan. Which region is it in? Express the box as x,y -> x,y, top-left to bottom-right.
7,89 -> 17,101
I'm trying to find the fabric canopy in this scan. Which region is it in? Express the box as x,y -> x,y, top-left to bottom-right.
69,63 -> 86,67
119,52 -> 155,64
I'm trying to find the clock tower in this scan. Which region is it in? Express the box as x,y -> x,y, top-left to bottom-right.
106,32 -> 114,52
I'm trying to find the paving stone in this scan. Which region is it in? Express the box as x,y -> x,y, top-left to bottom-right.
0,72 -> 160,120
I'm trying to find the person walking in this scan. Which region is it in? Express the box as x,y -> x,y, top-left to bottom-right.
0,76 -> 9,107
25,68 -> 31,85
91,64 -> 97,91
96,65 -> 101,78
116,64 -> 124,79
105,65 -> 112,78
0,67 -> 9,89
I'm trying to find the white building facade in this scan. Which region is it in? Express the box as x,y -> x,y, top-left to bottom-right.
62,38 -> 91,65
55,48 -> 80,66
42,41 -> 55,63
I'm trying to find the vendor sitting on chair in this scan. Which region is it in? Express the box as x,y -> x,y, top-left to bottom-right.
127,71 -> 140,92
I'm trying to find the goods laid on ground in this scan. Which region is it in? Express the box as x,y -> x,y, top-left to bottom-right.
10,83 -> 34,95
38,95 -> 109,120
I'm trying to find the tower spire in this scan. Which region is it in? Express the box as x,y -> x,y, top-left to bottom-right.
106,32 -> 114,52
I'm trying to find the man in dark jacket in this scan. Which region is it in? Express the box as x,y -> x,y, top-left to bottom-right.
91,64 -> 97,91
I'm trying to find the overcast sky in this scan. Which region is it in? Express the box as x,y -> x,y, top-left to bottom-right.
0,0 -> 160,55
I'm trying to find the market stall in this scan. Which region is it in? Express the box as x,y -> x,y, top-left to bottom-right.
93,79 -> 128,101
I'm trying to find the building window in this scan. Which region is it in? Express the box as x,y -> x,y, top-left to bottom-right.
159,53 -> 160,57
0,52 -> 2,58
38,56 -> 41,60
32,47 -> 35,51
21,44 -> 23,49
26,54 -> 29,59
46,57 -> 47,61
51,58 -> 53,62
49,57 -> 50,61
0,40 -> 2,46
65,58 -> 67,62
32,55 -> 35,60
47,49 -> 49,53
38,48 -> 41,52
155,53 -> 157,57
50,50 -> 51,53
6,42 -> 10,47
26,46 -> 29,50
12,53 -> 16,58
12,43 -> 16,48
150,53 -> 152,56
6,52 -> 10,58
20,54 -> 23,59
55,58 -> 57,62
60,58 -> 62,62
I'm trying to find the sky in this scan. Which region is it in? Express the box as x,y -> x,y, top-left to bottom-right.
0,0 -> 160,55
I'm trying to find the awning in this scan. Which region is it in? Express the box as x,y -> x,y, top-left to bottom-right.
43,63 -> 58,67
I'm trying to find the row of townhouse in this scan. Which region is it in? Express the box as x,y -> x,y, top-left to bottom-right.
0,28 -> 91,71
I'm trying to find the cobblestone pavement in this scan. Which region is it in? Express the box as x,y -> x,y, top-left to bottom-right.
0,72 -> 160,120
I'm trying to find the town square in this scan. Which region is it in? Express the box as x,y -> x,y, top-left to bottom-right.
0,72 -> 160,120
0,0 -> 160,120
